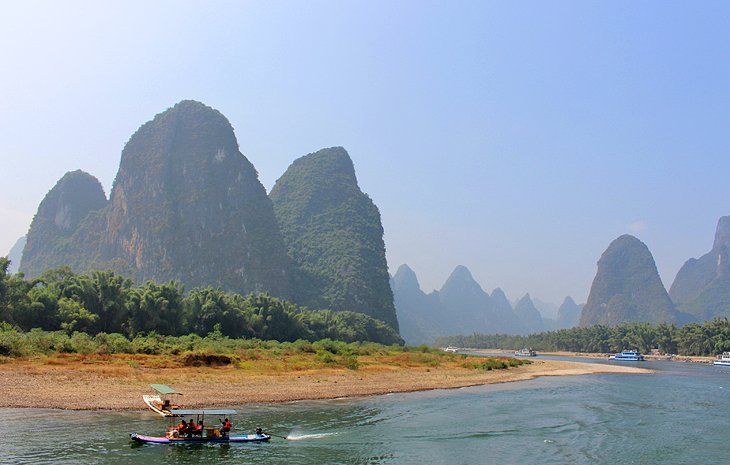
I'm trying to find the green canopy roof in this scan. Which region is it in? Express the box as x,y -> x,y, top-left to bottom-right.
149,384 -> 179,395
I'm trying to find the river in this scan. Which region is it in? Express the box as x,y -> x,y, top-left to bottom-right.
2,356 -> 727,464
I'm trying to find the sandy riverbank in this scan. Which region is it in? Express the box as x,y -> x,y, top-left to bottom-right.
0,356 -> 650,411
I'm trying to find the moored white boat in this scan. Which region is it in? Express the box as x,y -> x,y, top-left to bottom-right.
443,346 -> 459,353
713,352 -> 730,366
610,350 -> 645,361
514,348 -> 537,357
143,384 -> 182,416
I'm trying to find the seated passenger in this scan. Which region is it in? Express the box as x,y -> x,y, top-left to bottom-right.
220,418 -> 232,437
191,420 -> 204,436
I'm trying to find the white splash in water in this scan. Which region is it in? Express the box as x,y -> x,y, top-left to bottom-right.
287,432 -> 338,441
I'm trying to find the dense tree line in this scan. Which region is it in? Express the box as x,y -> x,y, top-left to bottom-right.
434,319 -> 730,356
0,258 -> 403,345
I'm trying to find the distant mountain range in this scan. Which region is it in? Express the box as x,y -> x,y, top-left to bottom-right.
17,100 -> 398,330
391,264 -> 581,345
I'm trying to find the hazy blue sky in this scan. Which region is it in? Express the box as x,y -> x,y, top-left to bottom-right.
2,1 -> 729,304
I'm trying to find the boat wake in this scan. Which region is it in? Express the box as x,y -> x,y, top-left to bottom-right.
286,432 -> 338,440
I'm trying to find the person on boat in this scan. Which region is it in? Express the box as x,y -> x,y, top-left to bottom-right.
177,419 -> 187,433
192,420 -> 204,436
220,418 -> 232,437
187,419 -> 196,437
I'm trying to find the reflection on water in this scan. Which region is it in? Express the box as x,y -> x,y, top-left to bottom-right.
2,360 -> 729,464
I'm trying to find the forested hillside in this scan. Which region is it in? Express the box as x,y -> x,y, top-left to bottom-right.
270,147 -> 398,330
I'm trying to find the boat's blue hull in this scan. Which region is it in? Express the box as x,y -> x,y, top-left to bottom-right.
130,433 -> 270,444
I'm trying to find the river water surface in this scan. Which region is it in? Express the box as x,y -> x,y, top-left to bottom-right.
2,357 -> 728,464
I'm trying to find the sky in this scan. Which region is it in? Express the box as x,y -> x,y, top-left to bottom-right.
1,1 -> 729,305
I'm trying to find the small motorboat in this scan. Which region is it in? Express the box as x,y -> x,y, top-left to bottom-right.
713,352 -> 730,366
610,350 -> 645,361
443,346 -> 459,353
131,408 -> 271,445
130,432 -> 271,444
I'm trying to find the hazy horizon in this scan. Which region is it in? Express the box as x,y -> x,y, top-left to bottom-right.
2,1 -> 729,305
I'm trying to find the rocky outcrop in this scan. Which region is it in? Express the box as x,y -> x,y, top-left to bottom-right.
99,100 -> 290,295
580,235 -> 679,326
669,216 -> 730,319
270,147 -> 398,329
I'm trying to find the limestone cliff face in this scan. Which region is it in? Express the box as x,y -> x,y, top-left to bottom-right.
270,147 -> 398,329
580,235 -> 678,326
101,100 -> 290,295
669,216 -> 730,319
20,170 -> 107,276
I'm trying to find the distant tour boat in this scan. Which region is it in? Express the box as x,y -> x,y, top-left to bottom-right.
610,350 -> 645,361
514,348 -> 537,357
713,352 -> 730,366
443,346 -> 459,353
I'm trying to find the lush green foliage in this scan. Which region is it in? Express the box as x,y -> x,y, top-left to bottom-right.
435,319 -> 730,356
270,147 -> 398,330
0,266 -> 403,346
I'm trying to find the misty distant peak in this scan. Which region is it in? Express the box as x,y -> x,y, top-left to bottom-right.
445,265 -> 475,284
561,295 -> 577,306
516,293 -> 533,306
440,265 -> 487,297
392,264 -> 421,291
491,287 -> 507,300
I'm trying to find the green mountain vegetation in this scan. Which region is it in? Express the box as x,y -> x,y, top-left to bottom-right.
434,319 -> 730,357
0,259 -> 403,346
580,235 -> 681,326
270,147 -> 398,330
